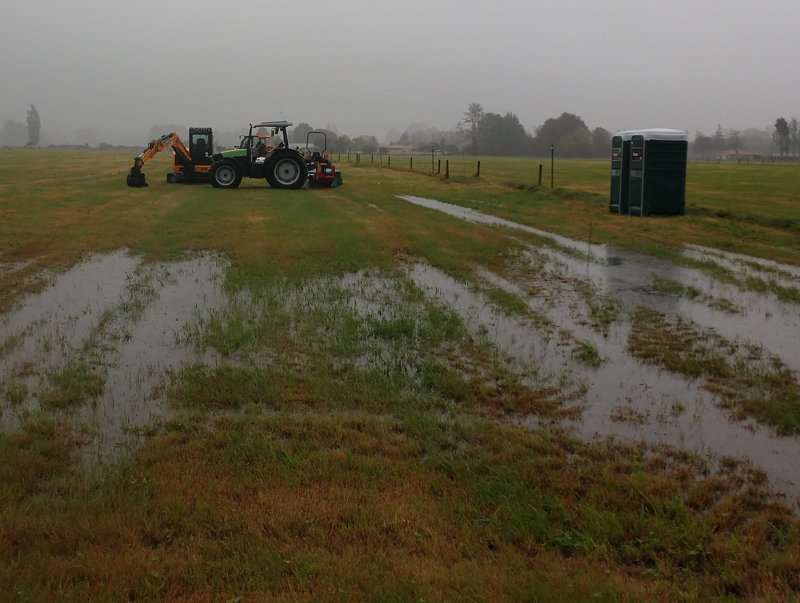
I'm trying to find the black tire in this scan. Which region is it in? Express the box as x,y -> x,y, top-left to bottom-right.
265,151 -> 306,189
210,161 -> 242,189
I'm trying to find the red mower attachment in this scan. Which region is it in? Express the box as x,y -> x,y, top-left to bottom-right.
305,131 -> 343,188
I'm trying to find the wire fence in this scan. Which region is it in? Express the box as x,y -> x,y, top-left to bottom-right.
336,152 -> 567,187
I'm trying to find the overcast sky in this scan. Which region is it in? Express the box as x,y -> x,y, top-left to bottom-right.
1,0 -> 798,144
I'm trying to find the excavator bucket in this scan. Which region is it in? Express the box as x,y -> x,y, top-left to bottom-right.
127,158 -> 148,187
127,172 -> 148,187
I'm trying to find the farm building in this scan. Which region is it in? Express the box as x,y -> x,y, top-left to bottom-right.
385,144 -> 414,155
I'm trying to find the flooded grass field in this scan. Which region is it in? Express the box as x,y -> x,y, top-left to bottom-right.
1,149 -> 799,601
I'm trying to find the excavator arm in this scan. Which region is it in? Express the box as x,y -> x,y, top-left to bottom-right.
127,132 -> 192,187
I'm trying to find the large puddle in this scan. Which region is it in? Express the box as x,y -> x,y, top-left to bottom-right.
0,250 -> 227,459
398,195 -> 800,372
399,195 -> 800,504
3,217 -> 799,505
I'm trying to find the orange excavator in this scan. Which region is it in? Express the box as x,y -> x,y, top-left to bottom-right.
127,127 -> 213,187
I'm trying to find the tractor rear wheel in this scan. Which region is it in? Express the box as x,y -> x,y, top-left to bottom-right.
210,161 -> 242,189
265,152 -> 306,189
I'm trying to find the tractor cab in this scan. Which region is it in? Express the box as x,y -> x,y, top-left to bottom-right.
239,133 -> 278,163
238,122 -> 290,163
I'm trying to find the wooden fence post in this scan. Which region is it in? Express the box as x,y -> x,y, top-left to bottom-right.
445,160 -> 449,179
476,161 -> 481,177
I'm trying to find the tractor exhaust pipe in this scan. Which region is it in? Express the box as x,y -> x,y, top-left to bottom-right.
127,158 -> 148,187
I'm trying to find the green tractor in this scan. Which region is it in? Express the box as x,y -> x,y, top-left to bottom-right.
209,121 -> 307,189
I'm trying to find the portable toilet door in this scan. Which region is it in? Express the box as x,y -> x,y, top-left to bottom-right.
627,129 -> 688,216
609,131 -> 636,214
609,134 -> 624,213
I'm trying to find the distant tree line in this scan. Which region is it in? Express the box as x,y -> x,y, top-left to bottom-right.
380,103 -> 611,158
289,123 -> 379,155
691,120 -> 797,158
450,103 -> 611,157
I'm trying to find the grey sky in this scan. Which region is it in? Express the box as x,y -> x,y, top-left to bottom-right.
2,0 -> 798,144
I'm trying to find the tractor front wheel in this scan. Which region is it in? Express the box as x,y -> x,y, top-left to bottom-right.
210,161 -> 242,189
265,152 -> 306,189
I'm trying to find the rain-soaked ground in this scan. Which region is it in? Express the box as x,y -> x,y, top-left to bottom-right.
0,251 -> 227,461
398,195 -> 800,505
1,198 -> 799,507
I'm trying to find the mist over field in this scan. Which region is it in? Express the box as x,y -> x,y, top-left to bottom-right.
2,0 -> 800,145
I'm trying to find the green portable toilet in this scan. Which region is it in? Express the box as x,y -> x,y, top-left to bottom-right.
609,130 -> 638,214
627,129 -> 688,216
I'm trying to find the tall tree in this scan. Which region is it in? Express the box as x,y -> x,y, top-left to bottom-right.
458,102 -> 484,154
774,117 -> 790,156
534,113 -> 593,157
712,124 -> 726,152
476,112 -> 533,156
692,132 -> 714,157
26,104 -> 41,147
728,130 -> 741,152
291,122 -> 314,144
591,127 -> 611,157
352,135 -> 378,154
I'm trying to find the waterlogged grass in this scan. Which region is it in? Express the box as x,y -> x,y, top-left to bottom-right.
571,339 -> 604,367
628,307 -> 800,434
178,270 -> 489,414
2,149 -> 800,599
38,362 -> 105,410
651,275 -> 702,300
650,275 -> 743,314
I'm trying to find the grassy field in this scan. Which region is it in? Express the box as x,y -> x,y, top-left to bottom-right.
1,149 -> 800,601
359,153 -> 800,265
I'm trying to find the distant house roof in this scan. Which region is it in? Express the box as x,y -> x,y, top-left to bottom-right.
386,144 -> 414,154
719,149 -> 755,158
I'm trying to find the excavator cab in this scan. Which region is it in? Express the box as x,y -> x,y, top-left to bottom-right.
166,127 -> 214,183
128,127 -> 215,187
189,128 -> 213,164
